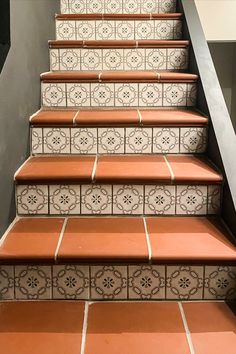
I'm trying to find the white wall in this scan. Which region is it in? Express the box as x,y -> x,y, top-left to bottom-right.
195,0 -> 236,41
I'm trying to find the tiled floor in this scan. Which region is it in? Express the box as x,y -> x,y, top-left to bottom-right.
0,301 -> 235,354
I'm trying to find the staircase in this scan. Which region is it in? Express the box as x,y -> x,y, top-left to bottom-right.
0,0 -> 236,353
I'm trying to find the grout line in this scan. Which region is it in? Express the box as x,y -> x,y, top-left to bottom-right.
143,217 -> 152,262
178,302 -> 196,354
80,302 -> 90,354
73,110 -> 80,125
92,155 -> 98,182
13,156 -> 32,180
0,216 -> 20,247
164,155 -> 175,182
54,218 -> 68,262
137,109 -> 142,124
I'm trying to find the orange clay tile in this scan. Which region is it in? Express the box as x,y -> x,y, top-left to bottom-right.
0,301 -> 84,354
0,218 -> 64,263
57,217 -> 149,262
183,302 -> 236,354
30,110 -> 77,125
15,156 -> 96,184
147,217 -> 236,263
85,302 -> 190,354
75,109 -> 140,125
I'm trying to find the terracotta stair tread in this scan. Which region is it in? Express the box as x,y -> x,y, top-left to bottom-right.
56,13 -> 183,20
14,155 -> 222,184
30,109 -> 208,127
0,217 -> 235,264
41,71 -> 198,83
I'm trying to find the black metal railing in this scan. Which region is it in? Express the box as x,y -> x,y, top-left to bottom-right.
0,0 -> 10,73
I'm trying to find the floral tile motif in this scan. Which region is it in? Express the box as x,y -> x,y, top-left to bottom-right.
207,185 -> 221,215
31,128 -> 43,154
128,265 -> 165,299
61,0 -> 69,13
123,0 -> 140,14
49,185 -> 81,215
116,21 -> 135,40
124,49 -> 145,71
71,128 -> 97,154
0,266 -> 14,300
145,185 -> 176,215
76,21 -> 96,40
153,127 -> 179,153
115,83 -> 138,107
98,128 -> 124,154
81,49 -> 102,71
204,266 -> 236,300
15,266 -> 52,300
70,0 -> 87,14
160,0 -> 176,13
187,83 -> 197,106
17,185 -> 49,215
139,84 -> 162,107
163,83 -> 187,106
81,185 -> 112,214
180,127 -> 207,153
43,128 -> 70,154
106,0 -> 123,14
50,49 -> 60,71
42,83 -> 66,107
103,49 -> 124,70
113,185 -> 144,214
141,0 -> 158,13
155,20 -> 173,40
66,83 -> 90,106
56,21 -> 76,40
166,265 -> 204,300
90,265 -> 127,300
96,21 -> 115,40
135,21 -> 155,40
53,265 -> 89,299
87,0 -> 104,13
60,49 -> 80,70
125,127 -> 152,153
146,49 -> 167,70
176,185 -> 207,215
91,84 -> 115,107
167,48 -> 188,70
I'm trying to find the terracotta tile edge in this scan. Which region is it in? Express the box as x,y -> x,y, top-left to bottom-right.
137,109 -> 142,124
14,156 -> 32,181
143,218 -> 152,262
178,302 -> 195,354
0,216 -> 20,248
81,302 -> 90,354
164,155 -> 175,181
73,110 -> 80,125
54,218 -> 68,261
92,156 -> 98,182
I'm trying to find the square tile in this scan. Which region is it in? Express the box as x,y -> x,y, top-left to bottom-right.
50,49 -> 60,70
166,265 -> 204,300
66,83 -> 90,107
123,0 -> 140,13
81,185 -> 112,214
15,265 -> 52,300
113,185 -> 144,214
146,48 -> 167,70
90,265 -> 127,300
71,127 -> 97,154
153,127 -> 179,153
155,20 -> 173,40
49,185 -> 81,215
135,20 -> 155,40
141,0 -> 158,13
187,83 -> 197,106
128,265 -> 165,299
53,265 -> 89,299
204,266 -> 236,300
31,128 -> 43,154
43,128 -> 70,154
76,21 -> 96,40
87,0 -> 104,13
145,185 -> 176,215
42,83 -> 66,107
124,49 -> 145,70
125,127 -> 152,153
0,266 -> 14,300
16,185 -> 49,215
91,84 -> 115,107
208,185 -> 221,215
115,83 -> 138,107
98,127 -> 124,153
96,21 -> 115,40
81,49 -> 102,70
61,0 -> 69,13
70,0 -> 87,13
160,0 -> 176,13
60,48 -> 80,70
163,83 -> 187,106
180,127 -> 207,153
103,49 -> 124,70
167,48 -> 188,70
56,20 -> 76,40
176,185 -> 207,215
139,83 -> 163,106
106,0 -> 123,13
116,21 -> 135,40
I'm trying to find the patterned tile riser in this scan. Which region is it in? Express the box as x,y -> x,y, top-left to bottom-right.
41,82 -> 197,108
31,127 -> 207,155
16,184 -> 221,216
1,265 -> 235,301
60,0 -> 177,14
56,19 -> 182,41
50,48 -> 189,72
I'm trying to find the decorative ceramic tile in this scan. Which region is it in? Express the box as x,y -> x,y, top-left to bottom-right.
180,127 -> 207,153
166,265 -> 204,300
139,83 -> 162,107
124,49 -> 145,70
91,84 -> 115,107
50,49 -> 60,71
155,20 -> 173,40
116,21 -> 135,40
125,127 -> 152,153
49,185 -> 80,215
176,185 -> 207,215
61,0 -> 69,13
98,128 -> 124,154
81,185 -> 112,214
113,185 -> 144,214
123,0 -> 140,13
163,83 -> 187,106
115,83 -> 138,107
96,21 -> 115,40
70,0 -> 87,14
141,0 -> 158,13
187,83 -> 197,106
173,19 -> 182,39
15,266 -> 52,300
160,0 -> 176,13
208,185 -> 221,215
60,49 -> 80,70
56,20 -> 76,40
71,128 -> 97,154
146,49 -> 167,70
53,265 -> 89,299
153,127 -> 179,153
135,21 -> 155,40
66,83 -> 90,107
204,266 -> 236,300
167,48 -> 188,70
103,49 -> 124,70
42,83 -> 66,107
106,0 -> 123,14
87,0 -> 104,13
81,49 -> 102,71
31,128 -> 43,154
90,265 -> 127,300
76,21 -> 96,40
43,128 -> 70,154
0,266 -> 14,300
128,265 -> 165,299
145,185 -> 176,215
17,185 -> 49,215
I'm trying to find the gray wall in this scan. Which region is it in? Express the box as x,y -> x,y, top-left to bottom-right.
0,0 -> 59,236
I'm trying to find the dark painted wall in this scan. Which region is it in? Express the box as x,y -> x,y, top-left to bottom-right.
0,0 -> 59,236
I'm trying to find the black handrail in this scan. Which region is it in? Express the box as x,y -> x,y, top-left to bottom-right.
0,0 -> 10,73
